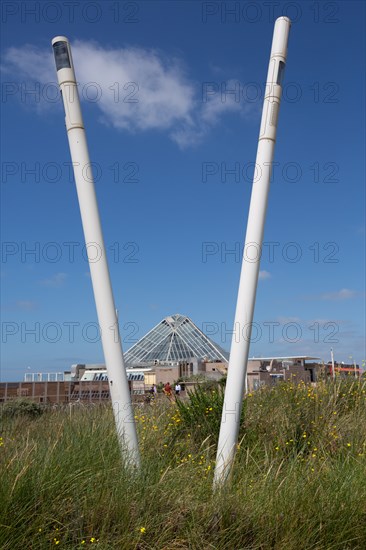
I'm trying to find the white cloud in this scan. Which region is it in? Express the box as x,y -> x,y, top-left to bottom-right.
320,288 -> 358,301
16,300 -> 38,311
40,272 -> 67,288
3,41 -> 254,148
2,45 -> 53,83
201,80 -> 248,124
73,42 -> 195,135
259,270 -> 271,280
276,316 -> 301,324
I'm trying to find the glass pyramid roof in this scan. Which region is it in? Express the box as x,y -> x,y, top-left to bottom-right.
125,314 -> 229,366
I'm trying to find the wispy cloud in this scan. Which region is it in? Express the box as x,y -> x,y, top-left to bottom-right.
276,316 -> 301,324
302,288 -> 364,302
2,45 -> 53,84
16,300 -> 38,311
320,288 -> 359,301
201,80 -> 250,124
3,41 -> 255,148
40,272 -> 67,288
259,270 -> 271,281
1,300 -> 38,312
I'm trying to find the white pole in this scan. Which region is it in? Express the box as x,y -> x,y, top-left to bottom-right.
51,37 -> 140,468
214,17 -> 291,487
331,348 -> 335,379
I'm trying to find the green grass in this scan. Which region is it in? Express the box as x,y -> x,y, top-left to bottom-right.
1,379 -> 365,549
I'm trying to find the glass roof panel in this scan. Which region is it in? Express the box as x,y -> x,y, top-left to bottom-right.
125,314 -> 229,366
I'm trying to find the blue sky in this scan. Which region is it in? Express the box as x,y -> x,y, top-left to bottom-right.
1,0 -> 365,381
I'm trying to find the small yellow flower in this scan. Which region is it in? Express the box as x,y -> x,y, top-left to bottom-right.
140,527 -> 146,534
347,443 -> 351,447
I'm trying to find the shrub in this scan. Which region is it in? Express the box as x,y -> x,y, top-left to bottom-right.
1,399 -> 44,419
173,383 -> 245,446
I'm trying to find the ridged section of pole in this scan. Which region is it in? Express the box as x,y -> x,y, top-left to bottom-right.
214,17 -> 291,487
51,37 -> 140,468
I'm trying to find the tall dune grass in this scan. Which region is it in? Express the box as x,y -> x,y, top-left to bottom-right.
1,379 -> 365,549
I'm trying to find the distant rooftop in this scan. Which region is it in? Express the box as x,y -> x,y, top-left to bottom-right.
249,356 -> 320,361
124,314 -> 229,366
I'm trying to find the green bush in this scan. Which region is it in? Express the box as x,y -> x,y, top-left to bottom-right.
1,399 -> 44,419
173,383 -> 245,445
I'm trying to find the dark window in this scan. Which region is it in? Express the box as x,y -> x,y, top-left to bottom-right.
276,61 -> 286,86
53,41 -> 71,71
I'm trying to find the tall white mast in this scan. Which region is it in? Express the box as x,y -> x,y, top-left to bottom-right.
214,17 -> 291,487
52,37 -> 140,468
